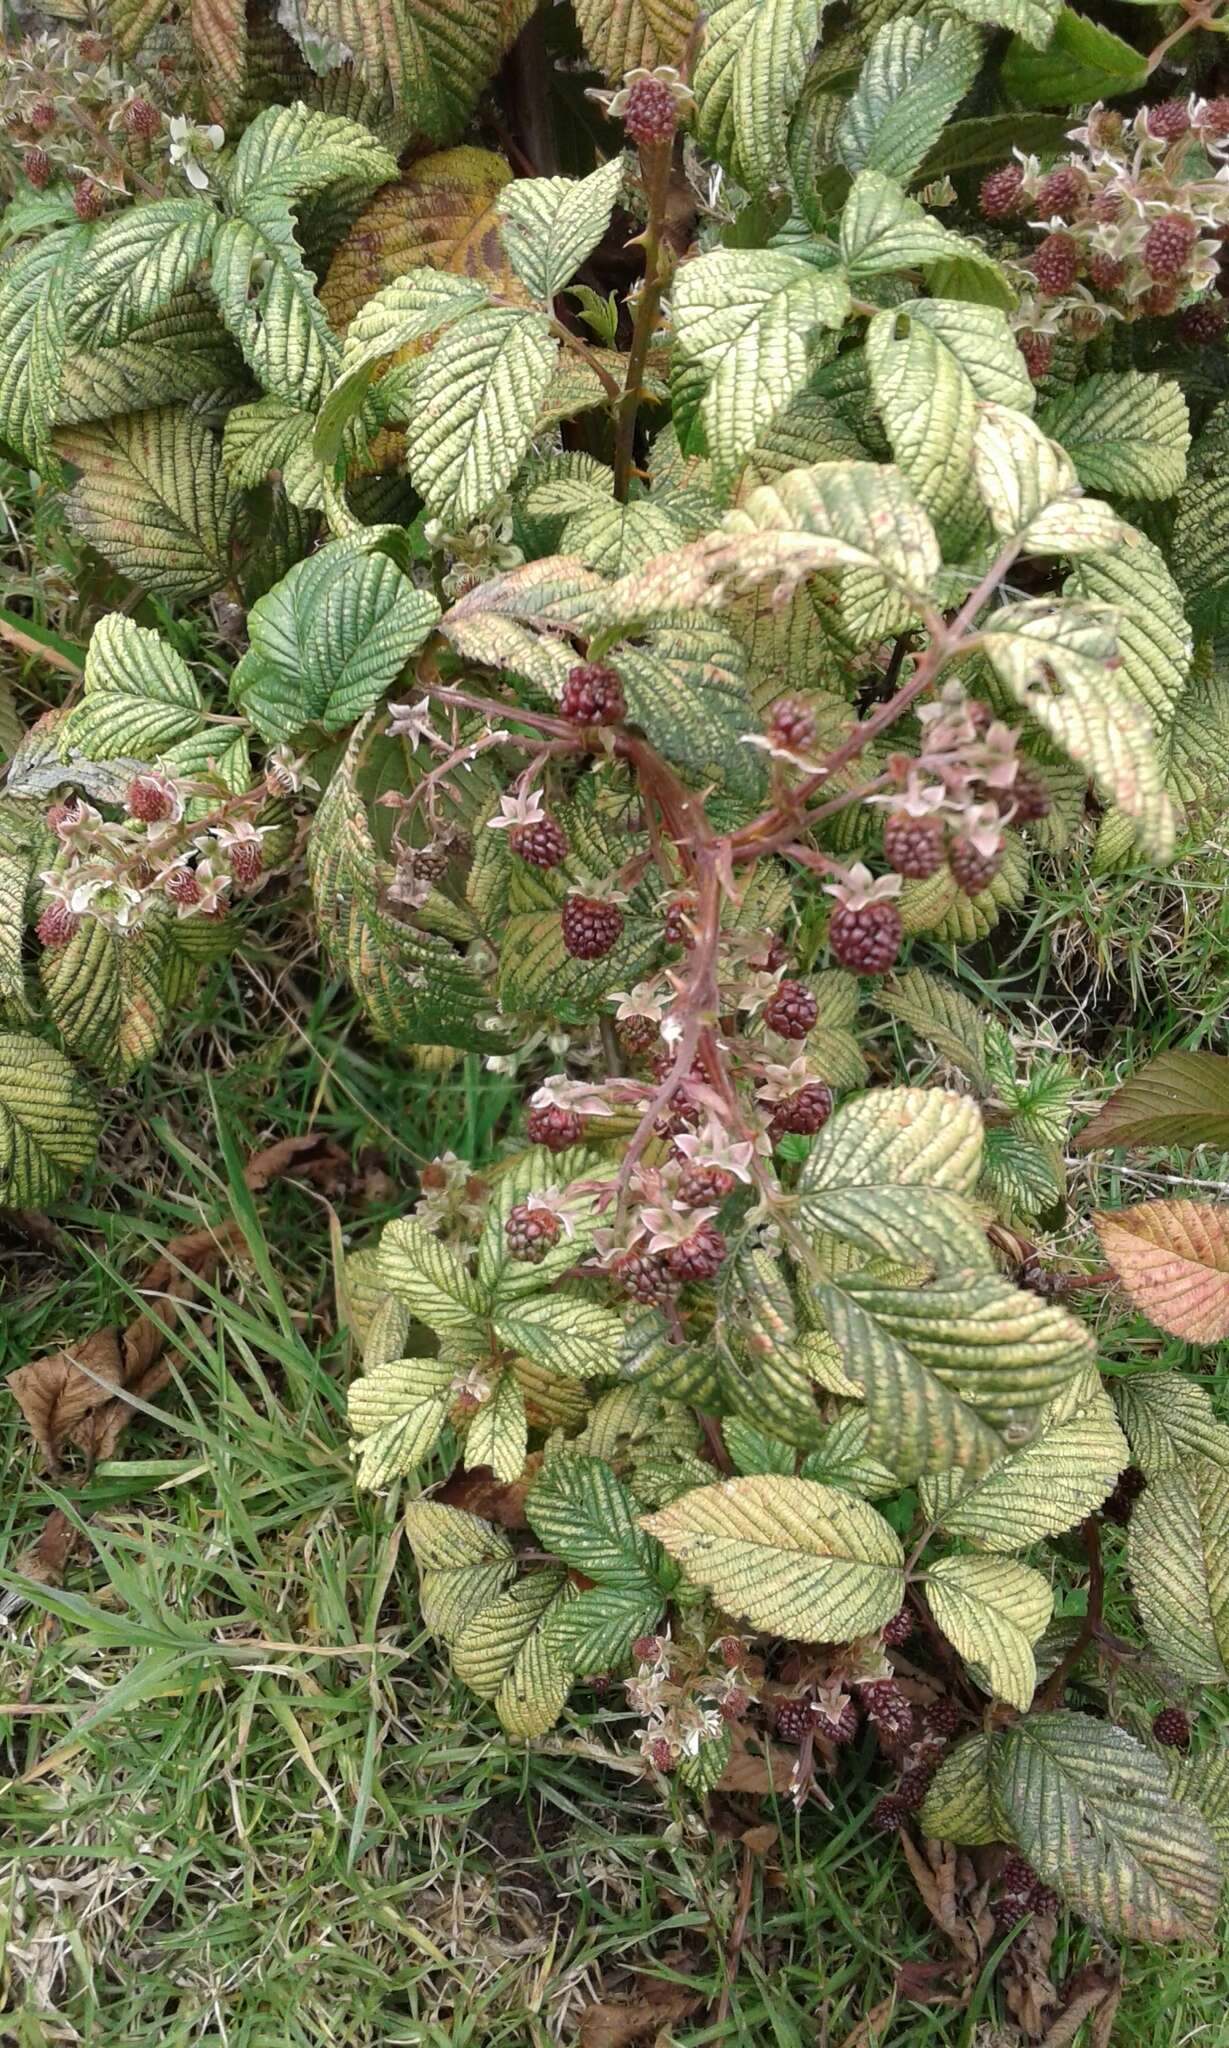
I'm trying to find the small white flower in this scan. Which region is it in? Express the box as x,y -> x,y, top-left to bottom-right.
486,785 -> 547,832
386,698 -> 437,746
168,114 -> 224,190
672,1120 -> 757,1183
824,861 -> 902,910
531,1075 -> 616,1116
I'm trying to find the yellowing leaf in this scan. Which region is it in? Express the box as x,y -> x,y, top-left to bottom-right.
798,1085 -> 990,1272
305,0 -> 521,140
464,1366 -> 527,1483
641,1474 -> 905,1639
1096,1200 -> 1229,1344
321,146 -> 517,334
402,305 -> 555,525
996,1711 -> 1221,1944
0,1031 -> 100,1206
920,1368 -> 1128,1552
378,1215 -> 487,1328
347,1353 -> 453,1485
920,1731 -> 1003,1844
1129,1460 -> 1229,1683
402,1499 -> 515,1638
497,156 -> 624,304
494,1292 -> 624,1380
926,1553 -> 1052,1711
574,0 -> 696,76
55,407 -> 237,601
1114,1372 -> 1229,1475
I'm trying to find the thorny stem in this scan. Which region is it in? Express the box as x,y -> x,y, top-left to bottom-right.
1035,1517 -> 1104,1712
613,138 -> 674,501
1146,0 -> 1223,74
548,316 -> 623,404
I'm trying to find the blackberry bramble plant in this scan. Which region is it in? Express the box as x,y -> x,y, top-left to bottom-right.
5,0 -> 1229,1995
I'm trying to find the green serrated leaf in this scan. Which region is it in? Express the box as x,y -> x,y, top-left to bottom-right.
378,1214 -> 486,1329
548,1583 -> 664,1674
945,0 -> 1059,49
348,1352 -> 453,1486
528,1454 -> 666,1587
996,1711 -> 1220,1943
1129,1459 -> 1229,1684
497,157 -> 624,304
1066,534 -> 1191,740
39,913 -> 169,1081
615,617 -> 764,800
68,199 -> 218,348
797,1086 -> 990,1272
401,305 -> 556,525
494,1291 -> 624,1381
1114,1372 -> 1229,1475
0,225 -> 90,466
1000,8 -> 1146,107
402,1499 -> 515,1639
62,615 -> 206,759
926,1553 -> 1052,1712
0,1032 -> 100,1205
920,1730 -> 1003,1843
1039,374 -> 1190,504
464,1366 -> 527,1483
874,970 -> 988,1088
55,408 -> 236,601
838,18 -> 983,185
642,1474 -> 905,1640
840,170 -> 1008,289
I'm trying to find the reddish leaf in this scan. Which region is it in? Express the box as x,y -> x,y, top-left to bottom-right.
1096,1200 -> 1229,1343
1076,1051 -> 1229,1152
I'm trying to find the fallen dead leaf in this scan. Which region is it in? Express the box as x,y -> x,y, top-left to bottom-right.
714,1732 -> 797,1797
437,1455 -> 541,1527
1035,1963 -> 1121,2048
898,1833 -> 983,1970
577,1977 -> 703,2048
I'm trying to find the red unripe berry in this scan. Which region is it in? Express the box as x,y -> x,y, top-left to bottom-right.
526,1102 -> 583,1151
1087,251 -> 1128,295
1017,333 -> 1053,381
1138,281 -> 1180,317
768,1081 -> 833,1138
29,100 -> 56,133
622,75 -> 679,149
763,978 -> 818,1039
883,810 -> 945,879
1152,1705 -> 1190,1749
1146,98 -> 1190,141
125,774 -> 174,823
821,1698 -> 861,1744
666,1220 -> 726,1281
925,1697 -> 962,1738
78,34 -> 109,59
948,835 -> 1001,897
561,660 -> 625,724
164,866 -> 201,906
676,1161 -> 736,1208
896,1763 -> 934,1812
1091,190 -> 1123,224
632,1634 -> 660,1663
561,892 -> 623,959
1200,96 -> 1229,138
1143,213 -> 1197,282
1010,760 -> 1052,822
23,148 -> 52,188
828,900 -> 902,974
36,900 -> 80,947
774,1697 -> 815,1743
508,815 -> 568,868
1029,1883 -> 1061,1918
72,179 -> 105,221
979,162 -> 1024,220
123,97 -> 161,138
1033,231 -> 1080,296
766,694 -> 816,753
1035,165 -> 1081,219
647,1736 -> 674,1772
610,1247 -> 679,1303
663,894 -> 695,947
505,1202 -> 562,1263
717,1636 -> 743,1669
617,1013 -> 659,1058
1000,1854 -> 1037,1895
720,1689 -> 750,1721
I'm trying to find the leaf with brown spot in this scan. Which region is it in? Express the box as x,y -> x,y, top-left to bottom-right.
321,146 -> 521,334
1096,1200 -> 1229,1343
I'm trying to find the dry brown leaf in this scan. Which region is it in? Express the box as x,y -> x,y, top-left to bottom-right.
437,1455 -> 541,1527
1002,1914 -> 1058,2041
898,1833 -> 981,1969
6,1508 -> 81,1590
577,1978 -> 703,2048
242,1132 -> 349,1193
8,1328 -> 125,1469
715,1738 -> 797,1798
1096,1199 -> 1229,1343
1035,1964 -> 1121,2048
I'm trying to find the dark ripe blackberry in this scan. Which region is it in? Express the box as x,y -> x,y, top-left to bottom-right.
925,1697 -> 962,1739
526,1102 -> 583,1151
1010,760 -> 1051,822
1102,1465 -> 1147,1526
505,1202 -> 562,1263
1143,213 -> 1197,281
1153,1705 -> 1190,1749
767,694 -> 816,753
1000,1853 -> 1037,1896
123,96 -> 161,137
1178,298 -> 1226,345
1018,333 -> 1053,381
508,815 -> 568,868
663,894 -> 696,946
882,1605 -> 913,1648
229,839 -> 263,887
35,901 -> 79,947
948,836 -> 1001,897
1147,98 -> 1190,141
29,99 -> 56,133
774,1697 -> 816,1743
992,1892 -> 1030,1935
1087,251 -> 1128,295
1035,165 -> 1082,219
979,162 -> 1024,219
164,866 -> 201,907
763,978 -> 818,1039
617,1013 -> 659,1058
561,892 -> 623,959
23,147 -> 52,188
828,900 -> 902,974
632,1633 -> 660,1663
667,1220 -> 726,1281
611,1247 -> 680,1304
1029,1883 -> 1060,1918
769,1081 -> 834,1138
872,1794 -> 906,1833
1033,231 -> 1080,296
623,74 -> 679,148
821,1698 -> 861,1744
861,1680 -> 914,1749
896,1764 -> 933,1813
883,810 -> 946,880
676,1161 -> 736,1208
72,179 -> 105,220
561,660 -> 625,725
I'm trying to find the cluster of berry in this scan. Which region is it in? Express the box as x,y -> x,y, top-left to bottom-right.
979,97 -> 1229,374
3,30 -> 177,216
